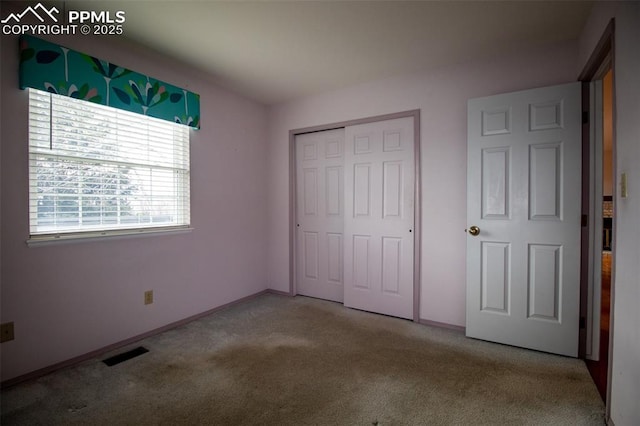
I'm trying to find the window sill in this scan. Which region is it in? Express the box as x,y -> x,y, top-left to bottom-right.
26,226 -> 194,247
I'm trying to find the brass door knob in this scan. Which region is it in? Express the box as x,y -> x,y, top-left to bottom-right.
466,226 -> 480,236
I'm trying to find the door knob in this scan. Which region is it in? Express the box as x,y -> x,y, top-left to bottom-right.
466,226 -> 480,236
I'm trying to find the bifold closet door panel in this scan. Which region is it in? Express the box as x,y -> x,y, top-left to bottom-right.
295,129 -> 345,302
343,117 -> 415,319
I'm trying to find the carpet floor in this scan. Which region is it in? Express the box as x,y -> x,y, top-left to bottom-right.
1,294 -> 605,425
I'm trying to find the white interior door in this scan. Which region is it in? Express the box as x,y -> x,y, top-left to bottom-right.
466,82 -> 581,357
344,117 -> 415,319
295,129 -> 345,302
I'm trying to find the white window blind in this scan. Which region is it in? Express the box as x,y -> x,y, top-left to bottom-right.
28,88 -> 190,238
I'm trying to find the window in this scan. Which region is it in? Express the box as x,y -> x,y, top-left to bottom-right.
28,88 -> 190,241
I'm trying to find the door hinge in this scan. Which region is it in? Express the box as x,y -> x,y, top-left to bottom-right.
581,214 -> 588,227
580,317 -> 586,329
582,111 -> 589,124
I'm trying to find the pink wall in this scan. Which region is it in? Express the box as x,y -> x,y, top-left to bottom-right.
266,41 -> 579,327
0,31 -> 269,380
579,3 -> 640,424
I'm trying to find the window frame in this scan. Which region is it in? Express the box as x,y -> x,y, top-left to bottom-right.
26,88 -> 193,246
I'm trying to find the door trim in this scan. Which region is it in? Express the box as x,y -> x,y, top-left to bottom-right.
578,17 -> 615,417
288,109 -> 422,322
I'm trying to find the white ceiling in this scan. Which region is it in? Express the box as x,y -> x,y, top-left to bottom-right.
73,1 -> 594,105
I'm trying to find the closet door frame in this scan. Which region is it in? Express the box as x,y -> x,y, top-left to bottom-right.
288,109 -> 422,322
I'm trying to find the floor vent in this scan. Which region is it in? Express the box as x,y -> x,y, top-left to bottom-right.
102,346 -> 149,367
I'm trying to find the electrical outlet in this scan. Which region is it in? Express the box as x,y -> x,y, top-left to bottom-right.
1,322 -> 15,343
144,290 -> 153,305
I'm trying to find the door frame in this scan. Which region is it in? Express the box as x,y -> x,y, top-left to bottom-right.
578,18 -> 615,415
288,109 -> 422,322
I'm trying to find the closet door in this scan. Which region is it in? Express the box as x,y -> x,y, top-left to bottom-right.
343,117 -> 415,319
295,129 -> 345,302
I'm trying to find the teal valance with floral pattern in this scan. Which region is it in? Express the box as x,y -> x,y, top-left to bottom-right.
19,35 -> 200,129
